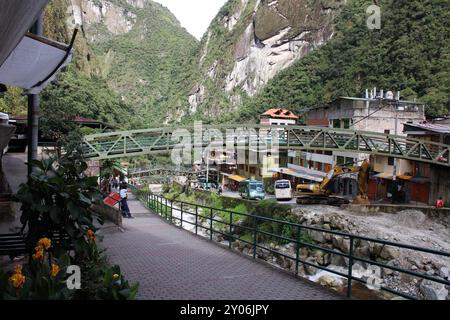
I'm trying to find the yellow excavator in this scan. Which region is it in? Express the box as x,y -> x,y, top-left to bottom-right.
296,159 -> 370,205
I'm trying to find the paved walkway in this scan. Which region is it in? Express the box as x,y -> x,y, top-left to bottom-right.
101,195 -> 344,300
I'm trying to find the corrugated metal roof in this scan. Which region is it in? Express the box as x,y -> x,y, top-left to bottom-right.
404,122 -> 450,134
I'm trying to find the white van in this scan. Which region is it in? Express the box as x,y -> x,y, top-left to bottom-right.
274,180 -> 293,201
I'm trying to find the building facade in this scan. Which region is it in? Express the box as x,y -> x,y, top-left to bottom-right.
302,90 -> 426,199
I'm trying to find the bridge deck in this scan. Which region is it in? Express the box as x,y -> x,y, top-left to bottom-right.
101,194 -> 344,300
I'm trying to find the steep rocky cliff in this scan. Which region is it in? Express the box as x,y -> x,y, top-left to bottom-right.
180,0 -> 345,122
68,0 -> 199,126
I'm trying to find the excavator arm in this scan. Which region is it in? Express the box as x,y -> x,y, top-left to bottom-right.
296,160 -> 371,203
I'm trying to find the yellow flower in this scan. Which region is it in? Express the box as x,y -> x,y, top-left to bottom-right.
38,238 -> 52,250
113,274 -> 120,280
32,249 -> 45,261
51,264 -> 60,277
9,273 -> 26,288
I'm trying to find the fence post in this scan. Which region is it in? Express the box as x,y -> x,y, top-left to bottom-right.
229,212 -> 233,249
210,208 -> 213,241
295,225 -> 301,276
180,203 -> 183,228
170,200 -> 173,223
253,216 -> 258,260
165,198 -> 168,220
347,237 -> 355,298
195,206 -> 198,235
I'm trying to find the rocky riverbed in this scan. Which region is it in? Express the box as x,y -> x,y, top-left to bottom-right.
226,206 -> 450,300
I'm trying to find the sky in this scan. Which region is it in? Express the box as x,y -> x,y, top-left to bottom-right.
154,0 -> 228,40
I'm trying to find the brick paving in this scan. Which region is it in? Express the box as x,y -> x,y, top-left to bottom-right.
100,195 -> 344,300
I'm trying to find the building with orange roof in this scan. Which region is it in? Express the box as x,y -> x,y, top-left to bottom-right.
260,108 -> 299,126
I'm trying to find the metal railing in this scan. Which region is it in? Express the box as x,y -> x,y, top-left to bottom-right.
133,190 -> 450,300
82,125 -> 450,166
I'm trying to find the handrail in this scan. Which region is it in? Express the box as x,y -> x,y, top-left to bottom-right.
133,189 -> 450,300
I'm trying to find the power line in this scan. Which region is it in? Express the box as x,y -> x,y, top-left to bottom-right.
351,99 -> 385,127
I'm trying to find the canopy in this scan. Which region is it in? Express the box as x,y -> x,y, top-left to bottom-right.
0,33 -> 73,94
0,0 -> 49,66
228,175 -> 247,183
271,167 -> 326,183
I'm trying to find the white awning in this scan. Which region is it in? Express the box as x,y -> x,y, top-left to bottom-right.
0,0 -> 50,66
270,167 -> 325,183
0,33 -> 73,94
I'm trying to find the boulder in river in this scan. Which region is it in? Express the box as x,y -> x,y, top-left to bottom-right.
419,280 -> 449,300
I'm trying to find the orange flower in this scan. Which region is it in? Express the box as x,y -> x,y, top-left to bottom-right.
9,265 -> 26,288
51,264 -> 60,277
87,229 -> 96,241
9,273 -> 26,288
32,249 -> 45,261
38,238 -> 52,250
14,265 -> 23,275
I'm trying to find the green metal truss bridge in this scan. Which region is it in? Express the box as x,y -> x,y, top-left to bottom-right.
81,125 -> 450,167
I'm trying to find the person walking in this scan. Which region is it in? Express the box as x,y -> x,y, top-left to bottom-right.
119,182 -> 134,219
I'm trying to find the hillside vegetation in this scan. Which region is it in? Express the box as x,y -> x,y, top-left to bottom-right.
225,0 -> 450,123
1,0 -> 448,131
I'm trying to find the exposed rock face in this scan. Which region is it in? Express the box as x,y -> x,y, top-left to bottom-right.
227,0 -> 342,96
187,0 -> 345,117
71,0 -> 140,40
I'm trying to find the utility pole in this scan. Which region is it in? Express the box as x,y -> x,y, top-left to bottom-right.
27,13 -> 43,177
392,92 -> 400,182
206,153 -> 209,187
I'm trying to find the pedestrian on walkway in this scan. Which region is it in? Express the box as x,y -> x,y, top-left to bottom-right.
120,182 -> 134,219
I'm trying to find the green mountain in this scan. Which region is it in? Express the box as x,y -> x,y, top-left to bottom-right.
42,0 -> 198,129
179,0 -> 345,124
2,0 -> 448,131
216,0 -> 450,123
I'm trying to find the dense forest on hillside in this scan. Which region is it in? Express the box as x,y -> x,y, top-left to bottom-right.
224,0 -> 450,123
1,0 -> 448,131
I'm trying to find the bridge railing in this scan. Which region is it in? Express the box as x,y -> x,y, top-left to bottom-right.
82,125 -> 450,167
133,189 -> 450,300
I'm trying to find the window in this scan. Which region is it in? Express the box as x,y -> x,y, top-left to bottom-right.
337,156 -> 345,165
333,119 -> 341,128
275,181 -> 291,189
384,129 -> 391,134
388,157 -> 395,166
343,119 -> 351,129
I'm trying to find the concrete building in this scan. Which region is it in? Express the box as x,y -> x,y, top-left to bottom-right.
260,108 -> 299,126
300,89 -> 426,199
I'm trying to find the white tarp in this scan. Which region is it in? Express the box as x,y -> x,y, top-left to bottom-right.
0,34 -> 72,94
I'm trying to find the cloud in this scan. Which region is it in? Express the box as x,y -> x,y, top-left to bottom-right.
154,0 -> 227,40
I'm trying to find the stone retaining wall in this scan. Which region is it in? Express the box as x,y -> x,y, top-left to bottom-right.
91,203 -> 123,227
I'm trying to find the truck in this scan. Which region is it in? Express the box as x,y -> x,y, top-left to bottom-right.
295,160 -> 370,206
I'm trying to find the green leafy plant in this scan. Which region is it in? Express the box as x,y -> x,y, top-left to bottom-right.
0,236 -> 138,300
14,157 -> 104,252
